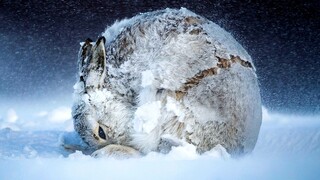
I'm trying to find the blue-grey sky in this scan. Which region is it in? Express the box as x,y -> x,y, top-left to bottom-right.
0,0 -> 319,114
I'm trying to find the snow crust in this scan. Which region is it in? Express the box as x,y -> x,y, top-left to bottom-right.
133,101 -> 161,133
1,106 -> 320,179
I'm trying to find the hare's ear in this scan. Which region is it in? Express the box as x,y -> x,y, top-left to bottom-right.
78,38 -> 93,73
83,37 -> 107,90
91,36 -> 106,69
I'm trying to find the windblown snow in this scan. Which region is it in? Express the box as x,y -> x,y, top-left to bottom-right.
0,8 -> 319,180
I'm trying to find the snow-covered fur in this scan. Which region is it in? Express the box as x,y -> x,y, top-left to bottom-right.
72,8 -> 262,157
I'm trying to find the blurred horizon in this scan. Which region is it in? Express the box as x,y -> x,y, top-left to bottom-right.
0,0 -> 319,115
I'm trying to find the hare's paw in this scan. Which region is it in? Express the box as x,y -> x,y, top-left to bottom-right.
92,144 -> 141,159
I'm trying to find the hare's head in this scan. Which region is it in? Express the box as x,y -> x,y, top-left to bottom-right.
72,90 -> 134,149
72,37 -> 134,149
71,98 -> 107,149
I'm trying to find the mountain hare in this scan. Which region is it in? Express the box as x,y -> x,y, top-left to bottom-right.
71,8 -> 262,158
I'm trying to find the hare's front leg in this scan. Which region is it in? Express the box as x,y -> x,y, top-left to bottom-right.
92,144 -> 141,159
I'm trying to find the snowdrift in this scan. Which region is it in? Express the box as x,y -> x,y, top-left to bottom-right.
0,109 -> 320,179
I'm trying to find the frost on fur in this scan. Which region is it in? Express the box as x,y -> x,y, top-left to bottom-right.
70,8 -> 262,158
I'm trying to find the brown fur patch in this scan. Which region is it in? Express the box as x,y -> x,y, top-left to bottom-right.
174,55 -> 253,100
189,29 -> 201,35
184,16 -> 201,25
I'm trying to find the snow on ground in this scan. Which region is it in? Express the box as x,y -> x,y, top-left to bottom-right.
0,106 -> 73,132
0,106 -> 320,179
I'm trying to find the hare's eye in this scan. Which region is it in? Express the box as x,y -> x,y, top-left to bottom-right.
98,126 -> 106,140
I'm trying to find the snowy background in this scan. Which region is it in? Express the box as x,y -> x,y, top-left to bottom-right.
1,1 -> 319,179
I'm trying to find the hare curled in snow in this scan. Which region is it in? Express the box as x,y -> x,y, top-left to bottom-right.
70,8 -> 262,158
